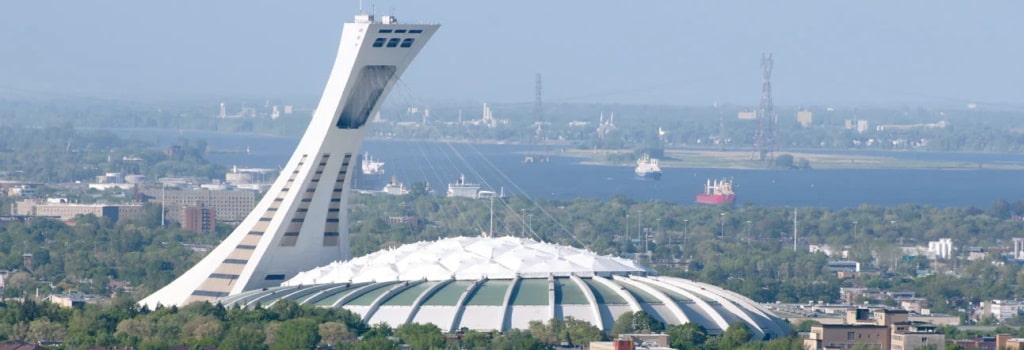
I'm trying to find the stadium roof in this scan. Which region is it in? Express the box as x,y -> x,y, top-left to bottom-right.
283,236 -> 652,284
220,237 -> 791,338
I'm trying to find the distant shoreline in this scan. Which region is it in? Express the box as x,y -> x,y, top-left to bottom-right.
562,148 -> 1024,170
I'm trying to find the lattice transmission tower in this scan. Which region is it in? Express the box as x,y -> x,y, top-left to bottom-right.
753,53 -> 776,161
532,73 -> 545,143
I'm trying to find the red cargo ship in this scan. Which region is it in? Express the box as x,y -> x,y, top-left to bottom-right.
696,178 -> 736,205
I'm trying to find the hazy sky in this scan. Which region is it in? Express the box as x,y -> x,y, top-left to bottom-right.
1,1 -> 1021,107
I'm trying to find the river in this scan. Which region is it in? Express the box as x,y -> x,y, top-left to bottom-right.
118,128 -> 1024,209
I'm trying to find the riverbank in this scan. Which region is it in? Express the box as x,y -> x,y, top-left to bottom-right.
564,148 -> 1024,170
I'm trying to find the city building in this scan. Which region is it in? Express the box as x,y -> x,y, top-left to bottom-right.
803,308 -> 944,350
47,293 -> 92,308
140,12 -> 441,308
927,238 -> 953,260
181,204 -> 217,234
845,120 -> 870,133
142,188 -> 255,222
1013,238 -> 1024,260
592,334 -> 673,350
797,110 -> 813,127
12,199 -> 144,223
981,300 -> 1024,321
0,181 -> 37,198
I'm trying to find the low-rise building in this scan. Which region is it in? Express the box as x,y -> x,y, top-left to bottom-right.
47,293 -> 92,308
142,187 -> 255,222
13,199 -> 144,223
181,204 -> 217,234
982,299 -> 1024,321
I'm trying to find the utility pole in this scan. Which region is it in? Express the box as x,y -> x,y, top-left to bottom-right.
161,183 -> 166,228
720,212 -> 726,238
746,220 -> 752,244
637,211 -> 642,247
683,219 -> 689,245
520,209 -> 526,237
793,208 -> 798,252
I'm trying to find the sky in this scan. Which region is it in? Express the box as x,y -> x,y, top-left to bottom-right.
1,1 -> 1022,107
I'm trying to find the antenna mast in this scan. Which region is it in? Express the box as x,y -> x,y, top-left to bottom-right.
753,52 -> 776,162
489,196 -> 495,237
533,73 -> 544,144
792,208 -> 798,252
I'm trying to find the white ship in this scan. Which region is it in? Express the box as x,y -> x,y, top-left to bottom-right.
447,174 -> 481,199
353,153 -> 388,190
634,153 -> 662,180
361,152 -> 385,175
382,176 -> 409,196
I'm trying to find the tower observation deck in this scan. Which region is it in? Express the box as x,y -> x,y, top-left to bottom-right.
141,14 -> 439,308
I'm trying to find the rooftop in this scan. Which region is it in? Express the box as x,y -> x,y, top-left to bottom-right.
284,236 -> 652,285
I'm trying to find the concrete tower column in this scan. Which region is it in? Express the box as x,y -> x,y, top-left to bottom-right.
141,14 -> 439,308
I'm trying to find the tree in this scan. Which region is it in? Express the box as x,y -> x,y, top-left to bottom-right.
220,326 -> 267,350
114,318 -> 152,345
612,311 -> 665,336
774,154 -> 795,169
180,315 -> 222,341
347,335 -> 400,350
271,318 -> 320,350
28,318 -> 66,344
319,321 -> 354,347
491,329 -> 545,350
394,323 -> 445,350
564,317 -> 605,346
666,322 -> 708,349
721,321 -> 753,348
460,330 -> 493,350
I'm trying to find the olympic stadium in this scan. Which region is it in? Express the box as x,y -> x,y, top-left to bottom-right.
218,236 -> 791,339
140,12 -> 791,340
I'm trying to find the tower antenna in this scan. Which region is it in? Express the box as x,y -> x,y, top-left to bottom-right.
752,52 -> 776,162
533,73 -> 544,144
792,208 -> 798,252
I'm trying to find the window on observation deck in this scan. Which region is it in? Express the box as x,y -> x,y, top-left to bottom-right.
400,38 -> 414,48
378,29 -> 393,33
386,38 -> 400,47
336,65 -> 397,129
372,38 -> 386,47
409,29 -> 423,34
393,29 -> 407,33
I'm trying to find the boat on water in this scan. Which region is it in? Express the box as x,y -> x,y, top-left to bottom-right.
382,176 -> 409,196
696,178 -> 736,205
361,152 -> 385,175
447,174 -> 482,198
634,153 -> 662,180
353,153 -> 387,190
447,174 -> 505,199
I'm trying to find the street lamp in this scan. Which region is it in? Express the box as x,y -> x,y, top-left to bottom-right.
656,218 -> 661,244
852,220 -> 858,242
625,213 -> 630,247
520,209 -> 526,237
528,214 -> 533,234
683,219 -> 689,245
637,210 -> 642,245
